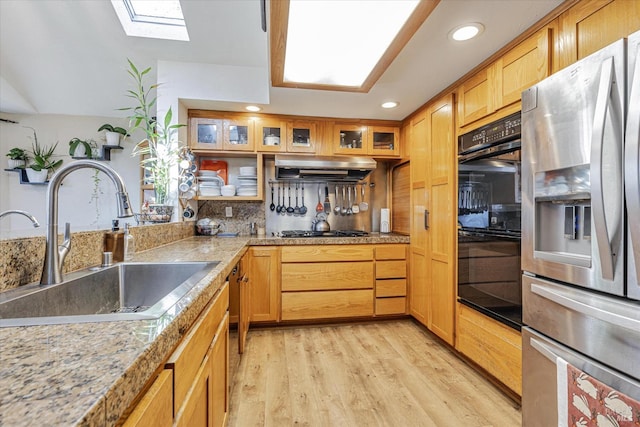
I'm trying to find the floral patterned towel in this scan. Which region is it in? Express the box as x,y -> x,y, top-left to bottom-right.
557,357 -> 640,427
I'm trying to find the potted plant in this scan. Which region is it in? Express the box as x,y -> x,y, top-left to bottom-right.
26,128 -> 63,183
6,147 -> 29,169
98,124 -> 128,146
121,59 -> 184,209
68,137 -> 95,158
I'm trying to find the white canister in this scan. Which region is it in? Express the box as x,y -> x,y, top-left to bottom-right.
380,208 -> 390,233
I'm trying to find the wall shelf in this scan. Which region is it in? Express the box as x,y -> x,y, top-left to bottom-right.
4,168 -> 48,185
71,144 -> 123,161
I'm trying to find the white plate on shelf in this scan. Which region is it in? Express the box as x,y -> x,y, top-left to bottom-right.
198,176 -> 225,185
236,176 -> 257,180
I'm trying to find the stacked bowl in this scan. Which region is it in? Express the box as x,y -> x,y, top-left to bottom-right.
237,166 -> 258,197
198,170 -> 224,197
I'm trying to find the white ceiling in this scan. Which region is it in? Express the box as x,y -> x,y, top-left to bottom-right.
0,0 -> 563,121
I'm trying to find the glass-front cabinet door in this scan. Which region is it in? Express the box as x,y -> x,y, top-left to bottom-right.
287,120 -> 317,153
333,124 -> 368,155
223,117 -> 254,151
369,126 -> 400,157
255,117 -> 286,152
190,118 -> 223,150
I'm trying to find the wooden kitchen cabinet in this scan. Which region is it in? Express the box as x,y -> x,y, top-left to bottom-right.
332,123 -> 400,157
456,303 -> 522,395
281,245 -> 374,321
458,26 -> 552,129
408,94 -> 456,346
189,114 -> 255,152
557,0 -> 640,71
375,244 -> 407,315
286,120 -> 318,153
247,246 -> 280,323
122,370 -> 173,427
254,116 -> 286,152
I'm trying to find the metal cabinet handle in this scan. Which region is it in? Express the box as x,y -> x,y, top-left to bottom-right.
591,56 -> 623,281
424,209 -> 429,230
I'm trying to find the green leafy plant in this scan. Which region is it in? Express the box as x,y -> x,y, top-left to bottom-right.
26,127 -> 62,172
121,59 -> 185,205
68,138 -> 95,158
97,124 -> 128,135
6,147 -> 28,161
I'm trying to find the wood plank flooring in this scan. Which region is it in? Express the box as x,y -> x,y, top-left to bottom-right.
228,319 -> 521,427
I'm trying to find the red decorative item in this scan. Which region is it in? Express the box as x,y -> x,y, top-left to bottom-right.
200,159 -> 228,184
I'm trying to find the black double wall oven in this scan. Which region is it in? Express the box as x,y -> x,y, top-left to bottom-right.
457,112 -> 523,330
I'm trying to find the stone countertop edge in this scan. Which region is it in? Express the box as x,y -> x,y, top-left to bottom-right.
0,233 -> 408,426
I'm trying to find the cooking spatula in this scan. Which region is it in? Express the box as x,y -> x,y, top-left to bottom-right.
359,184 -> 369,211
323,185 -> 331,214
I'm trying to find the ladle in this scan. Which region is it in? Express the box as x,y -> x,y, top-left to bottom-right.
334,185 -> 341,215
286,183 -> 294,214
294,183 -> 301,215
276,183 -> 282,213
269,183 -> 275,211
299,183 -> 308,215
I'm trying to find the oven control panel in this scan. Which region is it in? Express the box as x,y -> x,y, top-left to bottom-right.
459,111 -> 521,155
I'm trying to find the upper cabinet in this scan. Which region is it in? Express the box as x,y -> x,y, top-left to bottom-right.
457,26 -> 553,129
557,0 -> 640,70
254,116 -> 286,153
333,123 -> 400,157
189,115 -> 254,152
286,120 -> 318,153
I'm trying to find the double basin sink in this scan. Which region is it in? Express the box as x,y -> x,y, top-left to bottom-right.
0,261 -> 219,327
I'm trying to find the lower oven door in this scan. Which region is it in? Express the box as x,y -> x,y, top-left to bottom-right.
458,230 -> 522,329
522,327 -> 640,427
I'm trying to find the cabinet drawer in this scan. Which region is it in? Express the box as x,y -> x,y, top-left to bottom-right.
376,260 -> 406,279
375,297 -> 406,315
281,262 -> 373,291
375,245 -> 406,260
281,245 -> 373,262
456,303 -> 522,395
166,282 -> 229,413
123,370 -> 173,427
281,290 -> 373,320
376,279 -> 406,297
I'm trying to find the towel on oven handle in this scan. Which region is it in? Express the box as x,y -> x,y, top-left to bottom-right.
557,357 -> 640,426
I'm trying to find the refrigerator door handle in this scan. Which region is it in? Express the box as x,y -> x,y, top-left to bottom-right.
591,56 -> 622,281
531,283 -> 640,331
625,48 -> 640,284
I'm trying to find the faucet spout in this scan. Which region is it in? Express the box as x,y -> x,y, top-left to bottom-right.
0,210 -> 41,228
41,160 -> 134,285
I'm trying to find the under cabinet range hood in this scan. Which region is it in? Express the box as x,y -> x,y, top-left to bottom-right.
275,155 -> 376,181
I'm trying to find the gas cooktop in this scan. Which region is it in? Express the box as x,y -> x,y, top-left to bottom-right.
280,230 -> 369,238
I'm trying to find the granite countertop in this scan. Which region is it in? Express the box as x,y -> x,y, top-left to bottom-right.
0,233 -> 408,426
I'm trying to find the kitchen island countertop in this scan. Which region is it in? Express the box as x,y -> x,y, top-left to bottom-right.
0,233 -> 408,426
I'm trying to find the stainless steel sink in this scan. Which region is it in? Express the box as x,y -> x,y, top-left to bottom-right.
0,261 -> 219,327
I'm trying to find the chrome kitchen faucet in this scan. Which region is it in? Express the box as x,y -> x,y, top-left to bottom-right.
40,160 -> 133,285
0,209 -> 40,228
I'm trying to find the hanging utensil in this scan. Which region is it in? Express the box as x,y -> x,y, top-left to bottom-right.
334,185 -> 341,215
276,183 -> 282,213
323,184 -> 331,214
341,185 -> 347,215
287,183 -> 294,214
359,183 -> 369,211
316,185 -> 323,213
300,183 -> 308,215
269,183 -> 275,211
346,185 -> 353,215
294,183 -> 301,215
352,184 -> 360,214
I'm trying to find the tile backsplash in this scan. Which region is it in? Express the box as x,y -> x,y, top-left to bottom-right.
0,222 -> 194,292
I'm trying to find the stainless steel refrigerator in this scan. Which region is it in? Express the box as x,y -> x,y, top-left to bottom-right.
521,31 -> 640,426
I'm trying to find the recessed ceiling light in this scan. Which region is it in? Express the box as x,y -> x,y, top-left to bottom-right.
450,23 -> 484,41
381,101 -> 399,109
245,105 -> 261,112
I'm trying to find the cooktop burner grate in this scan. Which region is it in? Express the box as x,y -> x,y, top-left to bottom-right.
280,230 -> 368,238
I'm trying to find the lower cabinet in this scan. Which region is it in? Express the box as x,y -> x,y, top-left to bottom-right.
247,246 -> 280,322
456,303 -> 522,396
281,245 -> 374,321
374,244 -> 408,315
123,282 -> 229,427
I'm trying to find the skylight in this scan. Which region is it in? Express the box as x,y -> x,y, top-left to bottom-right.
111,0 -> 189,41
270,0 -> 435,92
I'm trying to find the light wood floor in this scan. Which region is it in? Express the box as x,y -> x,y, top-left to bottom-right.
228,319 -> 521,427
